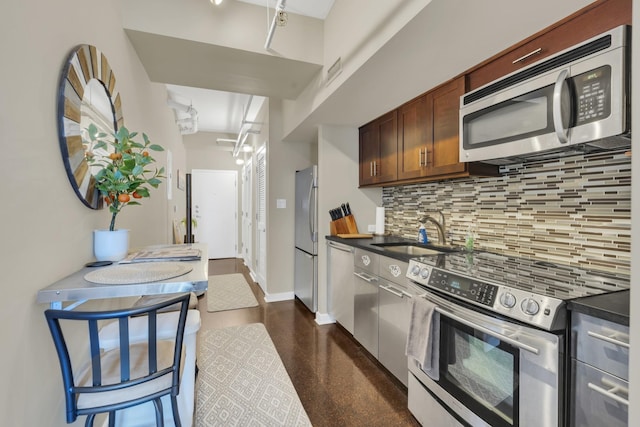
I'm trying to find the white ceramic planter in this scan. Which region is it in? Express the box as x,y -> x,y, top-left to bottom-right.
93,229 -> 129,261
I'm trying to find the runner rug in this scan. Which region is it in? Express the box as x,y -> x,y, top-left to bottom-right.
195,323 -> 312,426
206,273 -> 259,312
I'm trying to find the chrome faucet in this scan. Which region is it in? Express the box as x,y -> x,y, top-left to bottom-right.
419,211 -> 446,245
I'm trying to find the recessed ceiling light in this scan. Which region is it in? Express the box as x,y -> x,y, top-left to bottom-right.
210,0 -> 223,5
235,158 -> 245,165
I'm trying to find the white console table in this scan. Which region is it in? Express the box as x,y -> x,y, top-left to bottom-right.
37,243 -> 208,427
37,243 -> 208,310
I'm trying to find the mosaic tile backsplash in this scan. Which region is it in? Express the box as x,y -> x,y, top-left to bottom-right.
382,149 -> 631,274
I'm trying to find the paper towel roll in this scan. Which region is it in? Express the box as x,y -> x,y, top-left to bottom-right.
375,207 -> 385,235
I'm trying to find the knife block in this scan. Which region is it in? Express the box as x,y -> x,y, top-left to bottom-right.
330,214 -> 359,236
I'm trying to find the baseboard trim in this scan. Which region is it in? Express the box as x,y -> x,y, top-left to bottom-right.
264,291 -> 294,303
315,312 -> 334,325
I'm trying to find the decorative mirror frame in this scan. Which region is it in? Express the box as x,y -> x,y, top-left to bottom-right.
57,44 -> 123,209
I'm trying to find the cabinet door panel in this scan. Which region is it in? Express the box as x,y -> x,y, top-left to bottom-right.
398,95 -> 431,180
359,111 -> 397,186
429,76 -> 467,176
376,111 -> 398,183
359,123 -> 378,186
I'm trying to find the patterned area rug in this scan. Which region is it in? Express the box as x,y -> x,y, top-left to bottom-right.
207,273 -> 259,312
195,323 -> 312,426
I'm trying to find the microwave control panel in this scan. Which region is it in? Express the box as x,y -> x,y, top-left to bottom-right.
574,65 -> 611,125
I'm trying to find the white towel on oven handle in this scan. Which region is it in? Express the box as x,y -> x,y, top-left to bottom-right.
405,294 -> 440,381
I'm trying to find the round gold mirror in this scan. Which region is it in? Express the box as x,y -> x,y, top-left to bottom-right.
57,44 -> 123,209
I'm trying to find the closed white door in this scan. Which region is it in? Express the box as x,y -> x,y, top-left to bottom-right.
192,169 -> 238,259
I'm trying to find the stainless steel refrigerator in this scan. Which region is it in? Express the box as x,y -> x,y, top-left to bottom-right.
294,165 -> 318,312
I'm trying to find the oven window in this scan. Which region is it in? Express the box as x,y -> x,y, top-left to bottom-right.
438,316 -> 519,427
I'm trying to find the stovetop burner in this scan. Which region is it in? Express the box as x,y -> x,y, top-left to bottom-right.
407,251 -> 629,330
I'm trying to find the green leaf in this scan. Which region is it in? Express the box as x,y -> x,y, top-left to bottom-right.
132,165 -> 143,175
93,141 -> 107,150
135,187 -> 150,197
149,144 -> 164,152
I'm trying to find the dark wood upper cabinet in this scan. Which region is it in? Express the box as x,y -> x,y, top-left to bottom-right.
429,76 -> 467,177
397,94 -> 431,180
359,110 -> 398,186
358,0 -> 630,188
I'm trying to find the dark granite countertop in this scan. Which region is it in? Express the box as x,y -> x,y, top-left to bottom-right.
567,289 -> 630,326
327,235 -> 631,326
325,234 -> 459,263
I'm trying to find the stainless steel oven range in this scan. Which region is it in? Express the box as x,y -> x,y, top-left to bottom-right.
405,252 -> 628,427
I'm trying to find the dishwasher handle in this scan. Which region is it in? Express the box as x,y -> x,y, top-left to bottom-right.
328,241 -> 354,253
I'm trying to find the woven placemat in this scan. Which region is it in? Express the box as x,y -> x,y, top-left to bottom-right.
84,262 -> 193,284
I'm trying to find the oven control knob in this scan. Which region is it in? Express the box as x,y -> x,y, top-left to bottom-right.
420,268 -> 430,280
499,292 -> 516,309
521,298 -> 540,316
410,265 -> 421,276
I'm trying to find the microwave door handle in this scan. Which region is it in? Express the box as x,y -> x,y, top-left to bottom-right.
552,69 -> 570,144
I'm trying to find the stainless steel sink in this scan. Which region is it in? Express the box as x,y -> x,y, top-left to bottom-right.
372,242 -> 460,256
379,245 -> 443,256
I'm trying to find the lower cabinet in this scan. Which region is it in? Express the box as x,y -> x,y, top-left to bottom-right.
343,247 -> 414,386
570,312 -> 629,427
328,241 -> 355,334
378,278 -> 413,386
353,267 -> 379,357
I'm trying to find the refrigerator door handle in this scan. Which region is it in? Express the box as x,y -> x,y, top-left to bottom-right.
308,180 -> 318,243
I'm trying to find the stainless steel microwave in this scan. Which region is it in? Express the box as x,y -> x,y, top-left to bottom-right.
460,25 -> 631,165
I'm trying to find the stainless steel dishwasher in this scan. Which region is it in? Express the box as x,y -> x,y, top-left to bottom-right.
378,255 -> 412,386
328,241 -> 355,334
353,248 -> 379,358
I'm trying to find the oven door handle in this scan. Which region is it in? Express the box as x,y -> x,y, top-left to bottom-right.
429,299 -> 541,355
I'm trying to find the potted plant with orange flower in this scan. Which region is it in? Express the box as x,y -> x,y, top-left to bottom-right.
85,124 -> 165,260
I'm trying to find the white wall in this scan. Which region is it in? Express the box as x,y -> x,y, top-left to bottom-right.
0,1 -> 186,425
265,99 -> 317,297
317,125 -> 382,316
122,0 -> 323,65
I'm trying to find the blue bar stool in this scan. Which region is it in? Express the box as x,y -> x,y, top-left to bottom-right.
45,293 -> 191,427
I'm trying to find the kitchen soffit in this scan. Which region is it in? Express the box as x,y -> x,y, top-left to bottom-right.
124,0 -> 331,135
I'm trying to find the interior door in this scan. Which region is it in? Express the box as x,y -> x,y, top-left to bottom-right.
191,169 -> 238,259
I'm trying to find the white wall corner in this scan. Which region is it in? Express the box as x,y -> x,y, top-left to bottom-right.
315,312 -> 335,325
263,291 -> 295,303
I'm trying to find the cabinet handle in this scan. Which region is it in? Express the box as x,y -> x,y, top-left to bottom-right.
370,161 -> 373,177
424,149 -> 429,166
418,148 -> 424,166
373,161 -> 378,176
587,330 -> 630,349
328,242 -> 354,253
512,47 -> 542,64
380,284 -> 404,298
587,380 -> 629,406
353,272 -> 378,283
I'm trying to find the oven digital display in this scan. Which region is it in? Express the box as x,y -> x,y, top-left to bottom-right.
428,269 -> 497,306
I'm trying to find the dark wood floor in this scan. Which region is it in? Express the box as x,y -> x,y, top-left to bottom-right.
201,258 -> 420,427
